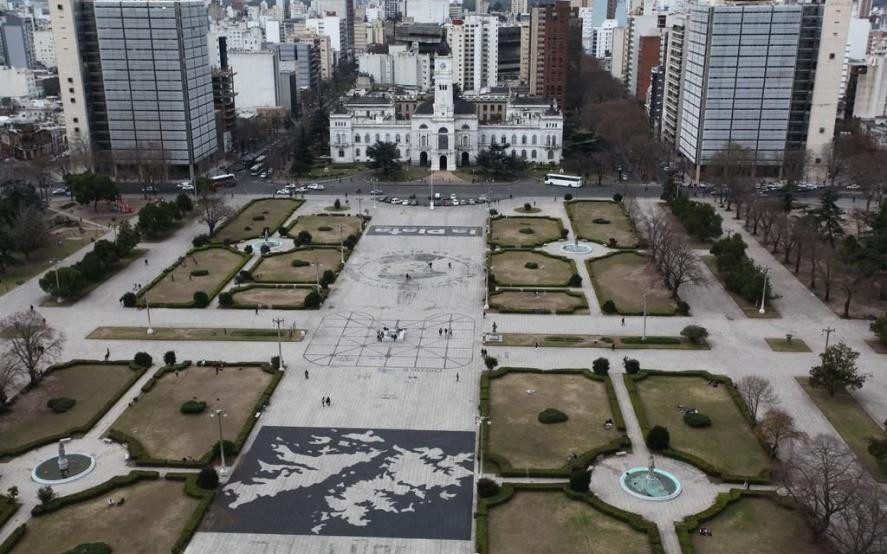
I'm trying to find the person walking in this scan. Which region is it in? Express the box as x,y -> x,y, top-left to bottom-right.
621,317 -> 625,326
492,322 -> 498,333
304,370 -> 309,379
321,396 -> 326,407
456,373 -> 460,382
104,348 -> 110,362
144,259 -> 149,265
439,328 -> 443,336
326,396 -> 331,407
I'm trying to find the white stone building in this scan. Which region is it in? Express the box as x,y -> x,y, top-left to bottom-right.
31,29 -> 56,68
330,42 -> 563,171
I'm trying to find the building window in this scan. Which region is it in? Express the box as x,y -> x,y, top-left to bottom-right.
819,127 -> 825,133
512,134 -> 517,144
828,53 -> 835,59
67,77 -> 73,83
74,127 -> 80,134
532,135 -> 537,145
531,150 -> 537,159
73,117 -> 78,123
522,135 -> 527,145
355,149 -> 360,157
338,149 -> 345,158
69,98 -> 75,103
57,4 -> 62,10
395,134 -> 400,143
365,133 -> 370,143
521,150 -> 527,159
375,133 -> 380,142
548,150 -> 554,160
355,134 -> 360,143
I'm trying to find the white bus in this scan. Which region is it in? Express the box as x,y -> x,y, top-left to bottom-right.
544,173 -> 583,187
210,174 -> 236,187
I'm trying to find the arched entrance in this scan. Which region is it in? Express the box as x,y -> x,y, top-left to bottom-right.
420,151 -> 428,166
439,155 -> 447,170
461,152 -> 469,166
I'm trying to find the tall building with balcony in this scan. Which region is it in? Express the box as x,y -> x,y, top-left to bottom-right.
446,14 -> 498,93
529,0 -> 582,110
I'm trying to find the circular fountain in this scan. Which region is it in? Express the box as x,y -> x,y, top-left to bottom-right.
619,457 -> 682,501
32,440 -> 96,484
245,237 -> 283,252
560,237 -> 593,254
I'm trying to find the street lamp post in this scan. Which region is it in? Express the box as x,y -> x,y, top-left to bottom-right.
429,172 -> 435,210
476,416 -> 491,479
758,268 -> 770,315
313,262 -> 323,289
642,292 -> 648,341
273,317 -> 285,368
133,284 -> 154,334
338,224 -> 345,264
211,408 -> 228,475
51,258 -> 63,303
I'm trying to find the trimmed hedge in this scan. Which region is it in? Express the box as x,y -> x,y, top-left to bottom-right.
0,498 -> 20,539
165,473 -> 215,553
180,400 -> 207,415
210,197 -> 304,243
190,269 -> 209,277
624,370 -> 770,483
538,408 -> 568,424
487,215 -> 567,248
31,470 -> 159,516
0,360 -> 148,460
47,397 -> 77,413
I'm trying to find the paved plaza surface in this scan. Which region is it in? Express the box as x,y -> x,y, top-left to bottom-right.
0,191 -> 884,554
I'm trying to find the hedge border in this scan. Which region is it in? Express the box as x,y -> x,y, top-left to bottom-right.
624,370 -> 771,483
135,244 -> 250,308
488,248 -> 579,288
487,215 -> 567,249
282,212 -> 371,246
226,283 -> 324,310
480,367 -> 631,477
564,199 -> 642,249
165,473 -> 215,553
0,359 -> 149,460
250,245 -> 349,284
0,498 -> 19,535
674,489 -> 801,554
475,483 -> 664,554
210,197 -> 304,243
488,288 -> 588,314
108,360 -> 281,468
585,251 -> 685,316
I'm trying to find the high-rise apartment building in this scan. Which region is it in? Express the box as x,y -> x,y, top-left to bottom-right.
51,0 -> 217,176
446,15 -> 498,93
657,18 -> 685,146
529,0 -> 582,109
498,24 -> 522,82
0,13 -> 34,68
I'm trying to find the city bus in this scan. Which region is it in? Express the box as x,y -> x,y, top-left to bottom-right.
249,163 -> 265,176
544,173 -> 583,187
210,174 -> 236,187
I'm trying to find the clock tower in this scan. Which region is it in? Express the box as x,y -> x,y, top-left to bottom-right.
433,40 -> 454,118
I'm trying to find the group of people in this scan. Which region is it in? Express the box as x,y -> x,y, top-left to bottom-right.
603,418 -> 614,429
697,527 -> 713,537
320,396 -> 332,407
438,328 -> 453,338
377,327 -> 405,341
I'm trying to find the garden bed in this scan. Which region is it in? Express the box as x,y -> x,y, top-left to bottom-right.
488,289 -> 588,314
228,284 -> 320,309
488,216 -> 565,248
565,200 -> 639,248
136,245 -> 249,308
486,333 -> 707,350
41,248 -> 148,307
284,214 -> 365,245
212,198 -> 303,243
587,252 -> 682,315
764,338 -> 811,353
88,327 -> 304,342
251,247 -> 344,284
489,250 -> 577,287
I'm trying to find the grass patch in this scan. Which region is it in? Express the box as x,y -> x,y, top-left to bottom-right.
865,339 -> 887,354
587,252 -> 680,315
797,377 -> 887,481
488,289 -> 588,314
229,284 -> 318,309
702,256 -> 780,319
137,246 -> 248,308
764,338 -> 811,353
488,333 -> 707,350
0,496 -> 19,530
565,200 -> 639,248
251,247 -> 343,283
212,198 -> 303,243
375,166 -> 430,181
626,371 -> 770,482
88,326 -> 305,342
284,214 -> 364,245
489,216 -> 565,248
305,163 -> 365,179
0,361 -> 145,459
490,250 -> 576,287
41,248 -> 148,306
110,363 -> 274,464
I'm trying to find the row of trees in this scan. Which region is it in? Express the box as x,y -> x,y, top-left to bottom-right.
667,192 -> 724,242
634,205 -> 704,300
710,234 -> 774,305
64,172 -> 118,211
136,195 -> 191,239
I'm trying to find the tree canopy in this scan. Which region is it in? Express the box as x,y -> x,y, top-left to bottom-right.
366,141 -> 402,177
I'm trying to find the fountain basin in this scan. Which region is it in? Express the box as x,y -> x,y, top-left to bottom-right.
560,242 -> 593,254
32,453 -> 96,484
245,238 -> 283,252
620,466 -> 682,501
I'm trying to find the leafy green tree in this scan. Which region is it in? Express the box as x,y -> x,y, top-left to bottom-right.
710,234 -> 748,273
290,128 -> 314,177
38,267 -> 85,298
366,141 -> 401,177
175,192 -> 193,213
114,220 -> 141,255
873,315 -> 887,345
475,142 -> 526,176
0,181 -> 42,224
809,342 -> 864,396
66,173 -> 118,211
815,188 -> 844,247
136,200 -> 182,238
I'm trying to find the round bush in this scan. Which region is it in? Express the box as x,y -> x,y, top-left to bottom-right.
613,193 -> 623,202
518,227 -> 535,234
569,466 -> 590,492
538,408 -> 569,424
260,244 -> 271,255
120,291 -> 137,307
560,228 -> 569,239
304,291 -> 321,308
568,273 -> 582,287
190,269 -> 209,277
235,270 -> 252,284
47,397 -> 76,413
218,292 -> 233,306
601,299 -> 617,314
681,325 -> 709,345
296,230 -> 313,244
213,439 -> 238,459
133,351 -> 152,368
63,543 -> 112,554
251,215 -> 265,221
477,477 -> 500,498
243,245 -> 254,254
592,357 -> 610,375
244,226 -> 252,231
180,400 -> 207,414
291,259 -> 310,267
608,238 -> 618,248
489,208 -> 498,215
318,226 -> 333,232
163,350 -> 177,366
564,193 -> 573,201
197,466 -> 219,489
343,235 -> 357,249
193,291 -> 210,308
592,218 -> 611,224
683,412 -> 712,428
646,425 -> 670,450
523,202 -> 532,211
192,234 -> 209,248
623,358 -> 641,374
524,261 -> 539,269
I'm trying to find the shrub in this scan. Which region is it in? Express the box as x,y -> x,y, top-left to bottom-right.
291,259 -> 310,267
120,291 -> 137,307
343,234 -> 357,249
646,425 -> 670,450
320,269 -> 336,288
568,273 -> 582,287
601,299 -> 617,314
564,193 -> 573,201
613,193 -> 623,202
477,477 -> 499,498
212,439 -> 237,459
193,291 -> 210,307
484,356 -> 499,370
176,192 -> 193,212
592,218 -> 611,224
318,225 -> 333,232
518,227 -> 535,234
304,291 -> 321,308
163,351 -> 177,366
260,244 -> 271,255
47,397 -> 76,413
218,291 -> 233,306
677,301 -> 690,316
243,245 -> 253,255
62,543 -> 112,554
560,228 -> 569,239
681,325 -> 709,345
133,352 -> 153,368
296,230 -> 313,244
37,485 -> 55,505
334,198 -> 342,209
271,355 -> 281,369
684,412 -> 712,428
524,261 -> 539,269
243,226 -> 252,232
623,358 -> 640,374
235,270 -> 252,284
523,202 -> 532,211
608,238 -> 617,248
592,357 -> 610,375
190,269 -> 209,277
180,400 -> 207,414
872,315 -> 887,345
489,208 -> 498,215
569,466 -> 591,492
197,466 -> 219,489
251,215 -> 265,221
538,408 -> 569,424
192,233 -> 209,247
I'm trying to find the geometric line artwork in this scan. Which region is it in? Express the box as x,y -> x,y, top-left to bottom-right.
304,312 -> 475,369
201,426 -> 475,540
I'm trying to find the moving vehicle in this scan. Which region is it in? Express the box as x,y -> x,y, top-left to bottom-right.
209,174 -> 236,188
544,173 -> 583,187
276,188 -> 292,196
249,164 -> 265,176
51,187 -> 69,196
307,183 -> 324,190
176,181 -> 194,191
369,189 -> 384,195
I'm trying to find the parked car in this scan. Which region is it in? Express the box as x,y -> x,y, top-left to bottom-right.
51,187 -> 69,196
307,183 -> 324,190
141,186 -> 158,194
369,189 -> 384,195
176,182 -> 194,191
275,188 -> 292,196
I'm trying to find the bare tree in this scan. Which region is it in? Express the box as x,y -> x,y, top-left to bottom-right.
4,204 -> 49,260
736,375 -> 780,423
660,236 -> 704,299
25,154 -> 61,203
0,351 -> 26,410
709,143 -> 756,216
0,311 -> 65,386
638,210 -> 672,264
827,485 -> 887,554
756,407 -> 803,458
197,183 -> 235,235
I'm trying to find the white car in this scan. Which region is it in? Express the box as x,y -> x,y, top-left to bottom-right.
307,183 -> 324,190
369,189 -> 384,195
176,182 -> 194,191
51,187 -> 68,196
275,188 -> 292,196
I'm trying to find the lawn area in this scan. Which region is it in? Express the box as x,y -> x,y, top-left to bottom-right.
490,251 -> 576,287
212,198 -> 303,243
304,163 -> 365,179
565,200 -> 639,248
252,247 -> 342,283
702,256 -> 780,319
230,284 -> 316,309
765,338 -> 811,353
486,371 -> 623,471
486,490 -> 654,554
377,166 -> 430,181
587,252 -> 679,315
285,214 -> 364,244
88,326 -> 304,342
487,333 -> 706,350
138,246 -> 248,307
629,373 -> 770,480
489,290 -> 588,314
489,216 -> 565,248
0,362 -> 142,458
110,363 -> 273,463
454,168 -> 515,182
797,377 -> 887,481
7,477 -> 201,554
41,248 -> 148,307
0,227 -> 105,298
686,495 -> 825,554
